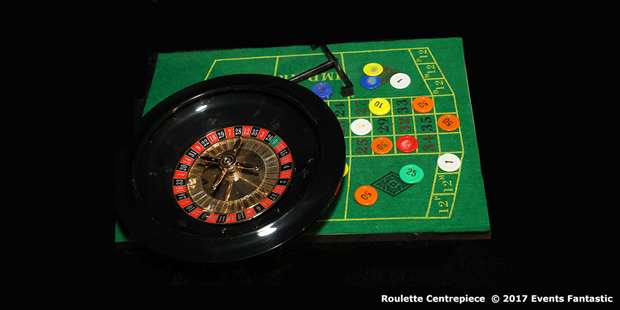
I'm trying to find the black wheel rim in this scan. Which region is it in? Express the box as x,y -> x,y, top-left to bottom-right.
117,74 -> 345,263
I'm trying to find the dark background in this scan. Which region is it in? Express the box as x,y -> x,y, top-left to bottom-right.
112,1 -> 612,298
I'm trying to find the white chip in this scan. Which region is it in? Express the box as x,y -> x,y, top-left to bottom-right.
390,73 -> 411,89
437,153 -> 461,172
350,119 -> 372,136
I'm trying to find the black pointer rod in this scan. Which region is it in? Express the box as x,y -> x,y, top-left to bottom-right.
288,44 -> 354,97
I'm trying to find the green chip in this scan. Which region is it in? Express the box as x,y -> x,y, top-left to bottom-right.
399,164 -> 424,184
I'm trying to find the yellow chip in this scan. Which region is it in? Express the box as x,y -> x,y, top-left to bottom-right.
369,98 -> 390,115
363,63 -> 383,76
343,163 -> 349,177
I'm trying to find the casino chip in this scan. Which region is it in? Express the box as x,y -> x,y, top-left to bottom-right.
438,114 -> 460,131
371,137 -> 393,154
396,135 -> 418,153
412,96 -> 434,113
399,164 -> 424,184
354,185 -> 378,206
363,63 -> 383,76
350,119 -> 372,136
312,82 -> 333,100
360,75 -> 380,89
369,98 -> 390,115
437,153 -> 461,172
390,73 -> 410,89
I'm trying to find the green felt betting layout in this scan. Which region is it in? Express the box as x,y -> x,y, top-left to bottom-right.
115,38 -> 490,242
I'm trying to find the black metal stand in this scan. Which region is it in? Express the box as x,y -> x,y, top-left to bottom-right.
289,44 -> 354,97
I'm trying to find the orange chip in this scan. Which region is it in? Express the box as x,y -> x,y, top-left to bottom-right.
412,96 -> 434,113
371,137 -> 393,154
438,114 -> 460,131
354,185 -> 378,206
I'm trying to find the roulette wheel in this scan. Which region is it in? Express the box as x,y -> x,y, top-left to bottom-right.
117,46 -> 349,263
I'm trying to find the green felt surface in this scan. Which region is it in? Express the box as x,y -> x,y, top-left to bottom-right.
115,38 -> 490,242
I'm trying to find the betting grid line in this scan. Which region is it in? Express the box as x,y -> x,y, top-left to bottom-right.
330,96 -> 461,159
273,56 -> 280,77
344,94 -> 353,219
205,59 -> 219,81
427,48 -> 464,219
203,47 -> 430,81
338,150 -> 463,159
414,48 -> 449,218
448,153 -> 462,217
319,215 -> 454,221
411,48 -> 445,218
411,47 -> 463,219
207,47 -> 427,63
410,49 -> 434,95
389,98 -> 397,155
429,47 -> 462,219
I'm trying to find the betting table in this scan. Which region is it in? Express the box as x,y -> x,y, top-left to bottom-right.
115,37 -> 490,244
